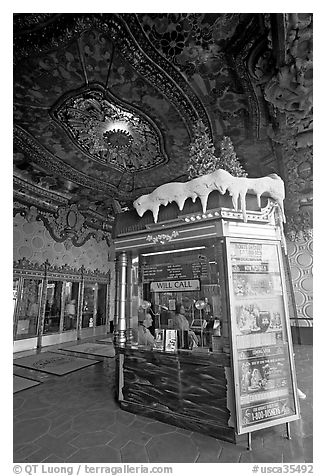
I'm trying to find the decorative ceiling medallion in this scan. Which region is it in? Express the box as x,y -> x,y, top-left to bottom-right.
51,84 -> 168,173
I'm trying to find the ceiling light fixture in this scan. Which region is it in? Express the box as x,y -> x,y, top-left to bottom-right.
103,129 -> 133,149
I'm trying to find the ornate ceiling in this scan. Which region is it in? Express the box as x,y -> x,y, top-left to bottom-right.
13,13 -> 313,240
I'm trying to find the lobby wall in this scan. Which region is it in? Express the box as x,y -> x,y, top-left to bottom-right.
286,236 -> 313,344
287,237 -> 313,327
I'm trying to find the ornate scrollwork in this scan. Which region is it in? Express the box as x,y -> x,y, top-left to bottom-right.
262,14 -> 313,240
13,257 -> 46,273
14,202 -> 112,247
81,266 -> 111,282
14,126 -> 118,197
13,13 -> 206,137
146,230 -> 179,245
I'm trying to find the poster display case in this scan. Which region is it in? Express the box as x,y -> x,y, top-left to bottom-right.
226,239 -> 300,434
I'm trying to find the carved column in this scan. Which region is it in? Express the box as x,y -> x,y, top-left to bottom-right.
114,251 -> 128,347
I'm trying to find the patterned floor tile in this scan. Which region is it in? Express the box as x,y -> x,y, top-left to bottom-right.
71,409 -> 116,432
146,433 -> 199,463
33,433 -> 79,459
65,445 -> 121,463
14,418 -> 51,446
70,430 -> 115,448
121,441 -> 149,463
12,340 -> 313,464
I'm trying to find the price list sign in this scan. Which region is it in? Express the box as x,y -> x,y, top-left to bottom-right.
227,239 -> 300,434
142,262 -> 209,283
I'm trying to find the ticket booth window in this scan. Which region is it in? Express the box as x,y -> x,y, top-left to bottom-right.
138,240 -> 223,349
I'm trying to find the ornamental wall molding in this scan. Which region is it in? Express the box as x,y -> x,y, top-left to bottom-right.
14,191 -> 58,215
121,14 -> 209,133
229,17 -> 264,141
14,202 -> 112,248
14,177 -> 114,230
244,34 -> 277,140
80,266 -> 111,282
14,126 -> 118,197
13,257 -> 46,274
262,13 -> 313,238
14,258 -> 111,281
14,175 -> 69,207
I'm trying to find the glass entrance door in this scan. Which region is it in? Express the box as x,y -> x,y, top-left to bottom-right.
15,278 -> 42,340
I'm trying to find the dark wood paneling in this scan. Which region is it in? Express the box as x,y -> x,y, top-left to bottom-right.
118,348 -> 235,442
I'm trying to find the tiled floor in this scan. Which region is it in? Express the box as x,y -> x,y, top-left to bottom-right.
13,339 -> 313,463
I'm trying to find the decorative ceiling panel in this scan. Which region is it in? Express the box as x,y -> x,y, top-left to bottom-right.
14,13 -> 205,201
52,84 -> 169,173
14,12 -> 311,233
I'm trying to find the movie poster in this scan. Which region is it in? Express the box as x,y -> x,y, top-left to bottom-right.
229,241 -> 299,433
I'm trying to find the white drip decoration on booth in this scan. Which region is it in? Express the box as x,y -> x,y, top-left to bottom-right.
133,169 -> 285,224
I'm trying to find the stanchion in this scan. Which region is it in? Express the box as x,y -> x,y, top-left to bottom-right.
247,432 -> 252,451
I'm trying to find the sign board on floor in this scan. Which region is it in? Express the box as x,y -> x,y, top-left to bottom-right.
226,238 -> 300,434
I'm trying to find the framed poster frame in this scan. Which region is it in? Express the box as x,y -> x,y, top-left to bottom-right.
225,237 -> 300,435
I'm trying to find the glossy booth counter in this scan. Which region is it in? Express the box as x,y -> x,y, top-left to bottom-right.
117,347 -> 235,442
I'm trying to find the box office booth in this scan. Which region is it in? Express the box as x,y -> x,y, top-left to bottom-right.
113,189 -> 300,444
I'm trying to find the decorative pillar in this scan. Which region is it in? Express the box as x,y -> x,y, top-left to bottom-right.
113,255 -> 120,345
77,279 -> 82,333
126,253 -> 134,344
114,251 -> 128,347
37,261 -> 48,349
105,280 -> 110,333
77,268 -> 85,340
216,239 -> 231,355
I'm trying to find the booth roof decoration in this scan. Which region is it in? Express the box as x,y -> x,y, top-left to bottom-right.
133,169 -> 285,224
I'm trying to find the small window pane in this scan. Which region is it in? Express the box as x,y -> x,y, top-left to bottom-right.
96,284 -> 107,326
44,281 -> 63,334
82,284 -> 95,328
63,281 -> 79,331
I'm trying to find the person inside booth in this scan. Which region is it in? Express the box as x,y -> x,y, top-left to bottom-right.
172,303 -> 198,348
138,311 -> 155,347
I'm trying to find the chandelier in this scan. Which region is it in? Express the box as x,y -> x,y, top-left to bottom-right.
103,129 -> 134,149
52,85 -> 168,172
